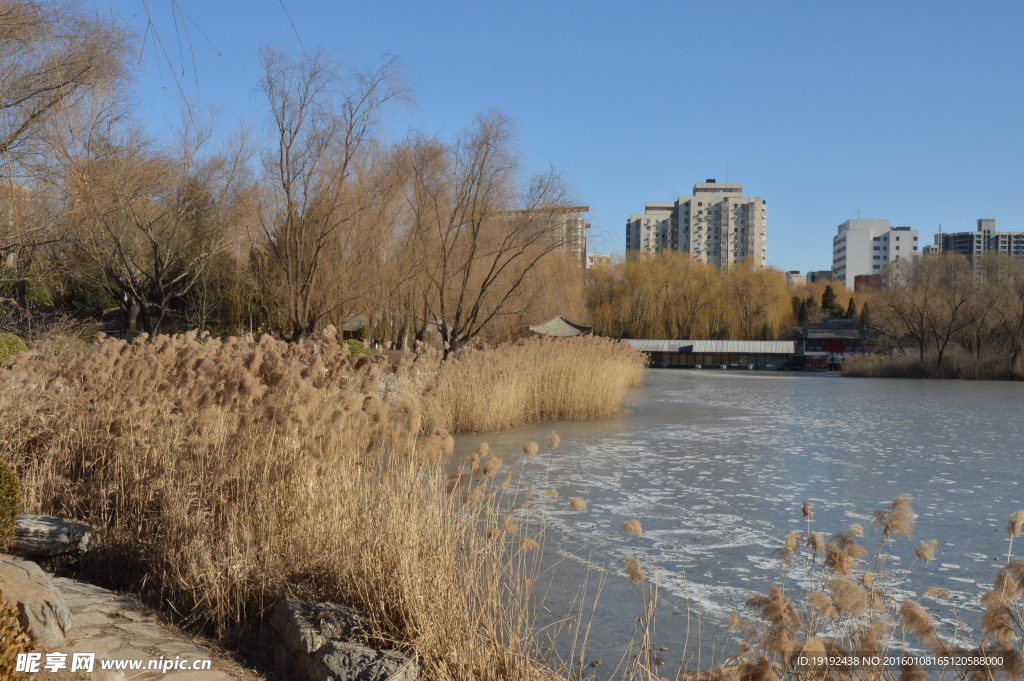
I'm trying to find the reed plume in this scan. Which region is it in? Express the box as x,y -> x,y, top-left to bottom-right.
546,432 -> 560,449
622,519 -> 643,537
519,538 -> 539,551
569,498 -> 586,511
475,442 -> 490,457
873,494 -> 915,540
899,599 -> 945,653
827,576 -> 868,615
915,539 -> 938,563
544,489 -> 559,499
774,531 -> 800,567
624,557 -> 645,584
806,591 -> 835,620
824,544 -> 854,577
801,500 -> 814,519
523,442 -> 539,456
1008,510 -> 1024,563
481,457 -> 503,477
922,587 -> 949,600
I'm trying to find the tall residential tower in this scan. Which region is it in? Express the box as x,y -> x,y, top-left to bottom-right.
625,180 -> 767,269
831,219 -> 919,289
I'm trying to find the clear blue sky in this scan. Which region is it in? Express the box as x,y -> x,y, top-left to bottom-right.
104,0 -> 1024,272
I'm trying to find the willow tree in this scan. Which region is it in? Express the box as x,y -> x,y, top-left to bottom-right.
255,47 -> 406,340
404,113 -> 576,356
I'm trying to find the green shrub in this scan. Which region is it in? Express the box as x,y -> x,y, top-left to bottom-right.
0,460 -> 20,551
0,333 -> 27,364
344,338 -> 374,357
50,337 -> 90,360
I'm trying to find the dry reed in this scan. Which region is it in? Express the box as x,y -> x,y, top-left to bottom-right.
0,329 -> 570,681
624,557 -> 645,584
842,350 -> 1024,381
420,335 -> 646,433
622,520 -> 643,537
569,498 -> 586,511
546,432 -> 560,449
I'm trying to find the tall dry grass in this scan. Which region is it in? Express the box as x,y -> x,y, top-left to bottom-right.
0,328 -> 640,681
842,349 -> 1024,380
420,335 -> 647,433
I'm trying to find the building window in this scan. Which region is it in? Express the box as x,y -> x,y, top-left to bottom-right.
873,265 -> 881,269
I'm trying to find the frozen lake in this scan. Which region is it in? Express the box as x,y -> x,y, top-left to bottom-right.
452,369 -> 1024,670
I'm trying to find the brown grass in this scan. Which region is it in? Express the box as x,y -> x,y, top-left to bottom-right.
842,350 -> 1024,380
420,335 -> 646,433
0,329 -> 580,681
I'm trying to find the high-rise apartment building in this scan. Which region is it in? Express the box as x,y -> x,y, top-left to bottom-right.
625,180 -> 767,269
530,205 -> 590,267
831,219 -> 919,289
929,219 -> 1024,262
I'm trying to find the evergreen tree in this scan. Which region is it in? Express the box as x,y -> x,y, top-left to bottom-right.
797,299 -> 808,325
845,297 -> 857,319
859,302 -> 872,327
821,285 -> 843,317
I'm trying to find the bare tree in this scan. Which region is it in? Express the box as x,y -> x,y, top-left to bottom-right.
404,114 -> 575,356
255,47 -> 405,340
0,0 -> 128,161
881,253 -> 979,367
67,119 -> 245,335
0,0 -> 130,291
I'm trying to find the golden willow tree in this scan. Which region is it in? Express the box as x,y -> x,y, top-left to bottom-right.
402,113 -> 578,356
586,252 -> 791,340
254,47 -> 407,341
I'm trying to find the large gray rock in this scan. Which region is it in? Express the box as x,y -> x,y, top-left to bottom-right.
13,514 -> 93,556
312,641 -> 418,681
0,555 -> 73,646
270,599 -> 418,681
270,600 -> 373,655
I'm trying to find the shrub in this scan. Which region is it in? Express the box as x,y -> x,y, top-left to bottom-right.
0,334 -> 27,364
46,337 -> 90,361
0,461 -> 20,551
344,338 -> 374,357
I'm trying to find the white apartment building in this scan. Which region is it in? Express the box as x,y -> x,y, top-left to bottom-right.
831,219 -> 919,288
625,180 -> 767,270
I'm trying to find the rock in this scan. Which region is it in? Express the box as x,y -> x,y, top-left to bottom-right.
270,600 -> 372,655
269,600 -> 418,681
312,641 -> 418,681
12,514 -> 93,556
0,555 -> 73,646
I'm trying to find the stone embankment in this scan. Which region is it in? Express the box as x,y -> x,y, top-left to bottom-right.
2,515 -> 420,681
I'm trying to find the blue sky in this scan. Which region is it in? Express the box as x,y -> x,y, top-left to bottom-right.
105,0 -> 1024,272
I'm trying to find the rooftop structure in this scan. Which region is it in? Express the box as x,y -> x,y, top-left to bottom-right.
528,315 -> 592,337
